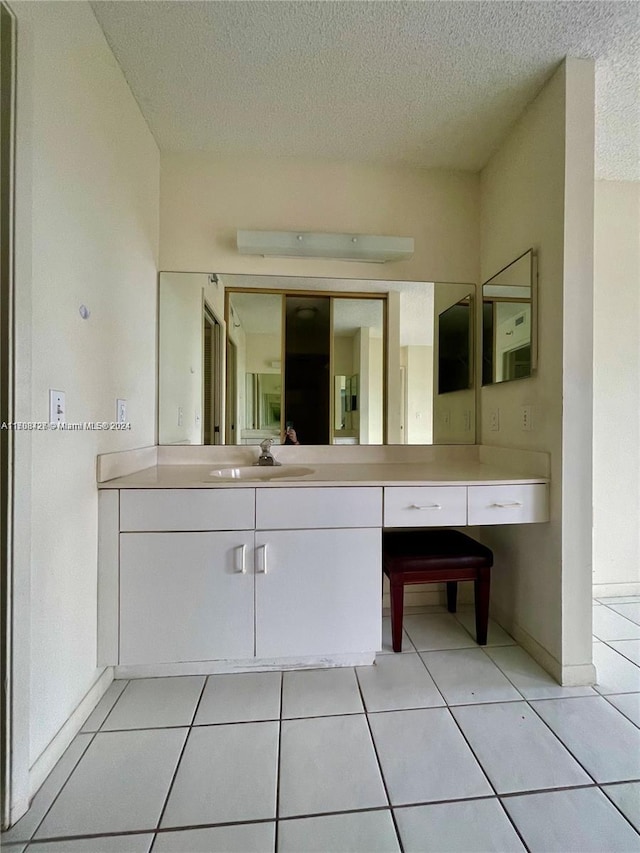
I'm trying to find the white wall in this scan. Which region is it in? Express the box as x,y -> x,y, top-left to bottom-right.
356,330 -> 383,445
158,273 -> 205,445
403,346 -> 433,444
334,337 -> 354,376
593,180 -> 640,594
227,305 -> 247,439
158,272 -> 225,444
479,59 -> 595,683
245,334 -> 281,374
160,154 -> 480,284
12,0 -> 159,777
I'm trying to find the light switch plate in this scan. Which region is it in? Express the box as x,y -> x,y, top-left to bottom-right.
49,389 -> 65,425
521,405 -> 532,431
116,399 -> 127,424
489,409 -> 500,431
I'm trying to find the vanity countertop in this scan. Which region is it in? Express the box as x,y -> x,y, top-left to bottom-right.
98,461 -> 549,489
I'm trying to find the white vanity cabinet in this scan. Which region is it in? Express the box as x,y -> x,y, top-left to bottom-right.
383,483 -> 549,527
467,483 -> 548,525
116,488 -> 256,666
98,474 -> 548,673
100,485 -> 384,670
254,488 -> 383,658
383,486 -> 468,527
119,531 -> 254,665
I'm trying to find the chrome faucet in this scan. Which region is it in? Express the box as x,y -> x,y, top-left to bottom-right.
257,439 -> 281,466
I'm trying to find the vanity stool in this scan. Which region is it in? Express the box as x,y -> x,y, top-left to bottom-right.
382,529 -> 493,652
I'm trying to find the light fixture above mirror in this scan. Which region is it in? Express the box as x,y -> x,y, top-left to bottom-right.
237,230 -> 414,263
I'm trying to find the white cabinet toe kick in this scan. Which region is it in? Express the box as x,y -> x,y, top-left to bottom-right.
98,481 -> 549,675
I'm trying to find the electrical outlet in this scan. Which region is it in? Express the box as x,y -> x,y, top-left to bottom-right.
463,410 -> 472,431
49,389 -> 65,425
177,406 -> 183,427
489,408 -> 500,431
116,399 -> 127,424
521,405 -> 532,431
442,410 -> 451,428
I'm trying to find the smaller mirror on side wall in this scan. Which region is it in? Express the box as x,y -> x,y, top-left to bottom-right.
482,249 -> 537,385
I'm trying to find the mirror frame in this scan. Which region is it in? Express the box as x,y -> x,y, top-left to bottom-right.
481,249 -> 538,386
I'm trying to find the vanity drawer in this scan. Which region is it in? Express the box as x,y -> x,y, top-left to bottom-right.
384,486 -> 467,527
256,487 -> 382,529
120,489 -> 255,531
467,483 -> 549,526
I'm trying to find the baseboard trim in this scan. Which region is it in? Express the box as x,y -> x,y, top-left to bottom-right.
593,582 -> 640,598
115,653 -> 375,679
28,668 -> 113,798
490,602 -> 596,687
557,662 -> 598,687
9,796 -> 30,829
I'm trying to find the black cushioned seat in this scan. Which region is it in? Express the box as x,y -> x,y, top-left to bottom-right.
383,529 -> 493,652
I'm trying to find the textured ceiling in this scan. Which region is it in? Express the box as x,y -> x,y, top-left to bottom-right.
92,0 -> 640,180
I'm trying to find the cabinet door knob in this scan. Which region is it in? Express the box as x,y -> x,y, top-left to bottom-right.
234,543 -> 246,573
256,543 -> 268,574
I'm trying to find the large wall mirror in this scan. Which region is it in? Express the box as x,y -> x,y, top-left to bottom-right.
482,249 -> 537,385
158,273 -> 476,446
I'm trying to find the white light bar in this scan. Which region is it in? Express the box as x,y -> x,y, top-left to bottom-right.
237,230 -> 414,263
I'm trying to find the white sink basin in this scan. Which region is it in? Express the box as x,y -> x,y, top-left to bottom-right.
207,465 -> 315,481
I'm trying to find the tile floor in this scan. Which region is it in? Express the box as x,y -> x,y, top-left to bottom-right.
3,598 -> 640,852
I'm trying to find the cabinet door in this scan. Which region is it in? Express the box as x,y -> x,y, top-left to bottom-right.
255,529 -> 381,658
120,531 -> 254,665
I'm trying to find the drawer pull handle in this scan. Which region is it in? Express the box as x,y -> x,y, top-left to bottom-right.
234,544 -> 246,574
492,501 -> 523,508
256,543 -> 268,574
409,503 -> 442,510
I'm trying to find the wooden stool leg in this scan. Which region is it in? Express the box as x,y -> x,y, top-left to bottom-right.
446,581 -> 458,613
474,567 -> 490,645
390,577 -> 405,652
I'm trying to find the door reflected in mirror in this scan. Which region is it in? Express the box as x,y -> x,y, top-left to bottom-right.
438,295 -> 472,395
482,250 -> 536,385
284,294 -> 332,445
157,273 -> 476,446
332,298 -> 383,445
246,374 -> 281,430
